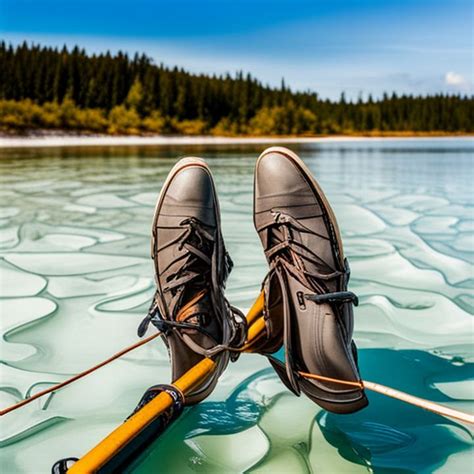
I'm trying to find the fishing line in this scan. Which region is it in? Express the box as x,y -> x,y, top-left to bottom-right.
0,332 -> 161,416
2,317 -> 473,426
299,371 -> 474,425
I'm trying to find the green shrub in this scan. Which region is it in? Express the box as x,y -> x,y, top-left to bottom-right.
172,119 -> 208,135
249,103 -> 317,135
108,105 -> 141,134
76,108 -> 108,132
210,117 -> 240,136
142,110 -> 166,133
0,99 -> 42,129
248,107 -> 281,135
40,102 -> 61,128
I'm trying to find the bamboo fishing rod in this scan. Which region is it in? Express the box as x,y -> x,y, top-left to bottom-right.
2,291 -> 471,472
65,292 -> 472,473
66,294 -> 266,473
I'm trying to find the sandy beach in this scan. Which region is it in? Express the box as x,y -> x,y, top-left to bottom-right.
1,134 -> 471,148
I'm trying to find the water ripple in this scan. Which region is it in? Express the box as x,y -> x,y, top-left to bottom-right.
0,140 -> 473,473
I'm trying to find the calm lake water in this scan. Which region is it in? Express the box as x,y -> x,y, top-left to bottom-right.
0,138 -> 473,473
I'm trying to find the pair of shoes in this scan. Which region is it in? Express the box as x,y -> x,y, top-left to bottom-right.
138,147 -> 368,413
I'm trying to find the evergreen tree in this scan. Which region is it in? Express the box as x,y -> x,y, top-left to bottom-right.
0,41 -> 472,135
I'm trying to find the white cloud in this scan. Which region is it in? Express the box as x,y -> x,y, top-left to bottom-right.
445,71 -> 468,88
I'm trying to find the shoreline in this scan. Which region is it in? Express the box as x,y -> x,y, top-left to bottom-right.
1,133 -> 472,149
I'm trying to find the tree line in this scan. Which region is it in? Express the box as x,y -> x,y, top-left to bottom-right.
0,41 -> 472,135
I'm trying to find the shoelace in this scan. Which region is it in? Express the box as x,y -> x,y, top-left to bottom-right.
263,210 -> 358,309
138,217 -> 246,356
261,210 -> 359,392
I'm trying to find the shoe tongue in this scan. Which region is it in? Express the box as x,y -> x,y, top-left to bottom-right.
175,290 -> 210,324
177,302 -> 210,325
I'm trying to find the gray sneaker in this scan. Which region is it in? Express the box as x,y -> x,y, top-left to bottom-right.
254,147 -> 368,414
138,158 -> 246,405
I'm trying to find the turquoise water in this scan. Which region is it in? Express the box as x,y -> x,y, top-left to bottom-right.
0,139 -> 472,473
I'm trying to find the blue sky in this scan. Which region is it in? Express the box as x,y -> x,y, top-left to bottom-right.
1,0 -> 472,99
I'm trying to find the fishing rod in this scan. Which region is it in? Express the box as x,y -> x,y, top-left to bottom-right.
2,292 -> 472,473
63,295 -> 267,474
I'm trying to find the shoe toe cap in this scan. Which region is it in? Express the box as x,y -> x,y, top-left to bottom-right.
162,162 -> 217,226
255,151 -> 318,216
167,165 -> 214,207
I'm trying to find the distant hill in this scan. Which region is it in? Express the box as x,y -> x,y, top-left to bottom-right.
0,41 -> 472,135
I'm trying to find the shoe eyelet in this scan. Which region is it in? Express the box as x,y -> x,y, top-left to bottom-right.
296,291 -> 306,310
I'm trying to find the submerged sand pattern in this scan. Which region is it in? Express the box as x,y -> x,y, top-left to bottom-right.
0,140 -> 473,473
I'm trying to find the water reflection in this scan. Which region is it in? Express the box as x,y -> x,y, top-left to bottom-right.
127,349 -> 473,473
